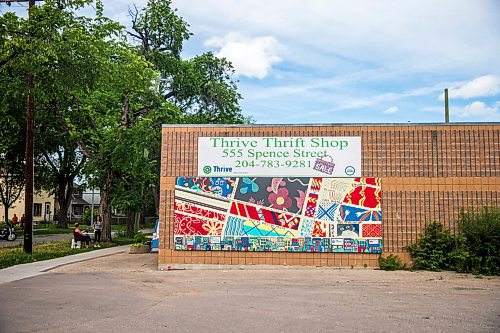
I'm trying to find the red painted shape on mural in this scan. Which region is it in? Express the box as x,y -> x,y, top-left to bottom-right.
229,202 -> 260,220
344,185 -> 380,209
230,201 -> 300,230
304,193 -> 319,217
312,221 -> 327,237
362,223 -> 382,238
174,212 -> 209,235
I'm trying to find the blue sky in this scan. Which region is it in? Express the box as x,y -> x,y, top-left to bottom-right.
3,0 -> 500,124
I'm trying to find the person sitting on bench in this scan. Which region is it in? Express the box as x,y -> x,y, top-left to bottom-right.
73,223 -> 91,247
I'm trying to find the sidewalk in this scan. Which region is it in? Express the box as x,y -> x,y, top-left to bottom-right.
0,245 -> 129,285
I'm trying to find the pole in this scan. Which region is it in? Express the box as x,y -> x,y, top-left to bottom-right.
23,0 -> 36,254
444,88 -> 449,123
90,188 -> 94,227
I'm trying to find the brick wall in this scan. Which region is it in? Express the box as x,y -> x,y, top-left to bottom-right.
159,124 -> 499,267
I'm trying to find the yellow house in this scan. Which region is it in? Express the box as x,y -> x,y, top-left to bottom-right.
0,189 -> 56,223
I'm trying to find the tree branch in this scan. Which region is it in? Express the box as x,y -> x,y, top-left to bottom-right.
120,96 -> 130,127
69,155 -> 87,179
132,105 -> 153,118
42,151 -> 59,174
0,51 -> 18,69
164,90 -> 176,99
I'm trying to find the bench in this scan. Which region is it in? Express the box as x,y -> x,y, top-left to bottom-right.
71,239 -> 83,249
71,238 -> 91,249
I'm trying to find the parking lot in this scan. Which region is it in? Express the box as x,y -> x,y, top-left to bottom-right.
0,252 -> 498,333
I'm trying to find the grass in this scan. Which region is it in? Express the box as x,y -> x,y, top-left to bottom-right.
0,235 -> 139,270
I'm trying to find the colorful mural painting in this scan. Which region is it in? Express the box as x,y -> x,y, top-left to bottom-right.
174,177 -> 382,253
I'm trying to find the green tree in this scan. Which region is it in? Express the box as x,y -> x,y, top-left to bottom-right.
1,0 -> 249,242
1,0 -> 123,229
74,39 -> 173,241
36,122 -> 86,228
127,0 -> 250,124
0,74 -> 25,223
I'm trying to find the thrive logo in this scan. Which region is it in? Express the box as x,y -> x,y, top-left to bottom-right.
203,165 -> 212,174
204,165 -> 233,173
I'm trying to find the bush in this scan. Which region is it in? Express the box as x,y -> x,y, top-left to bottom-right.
458,207 -> 499,275
378,254 -> 404,271
133,232 -> 147,244
407,222 -> 459,271
82,208 -> 91,225
408,207 -> 499,275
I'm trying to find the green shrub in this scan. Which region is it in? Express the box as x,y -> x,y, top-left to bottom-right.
407,222 -> 458,271
82,208 -> 91,225
458,207 -> 499,275
133,232 -> 147,244
408,207 -> 499,275
378,254 -> 404,271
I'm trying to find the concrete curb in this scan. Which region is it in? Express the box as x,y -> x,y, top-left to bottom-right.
0,245 -> 129,285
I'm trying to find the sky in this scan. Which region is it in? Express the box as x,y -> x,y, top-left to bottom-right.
3,0 -> 500,124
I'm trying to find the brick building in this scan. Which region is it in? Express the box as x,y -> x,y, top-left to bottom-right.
158,123 -> 499,268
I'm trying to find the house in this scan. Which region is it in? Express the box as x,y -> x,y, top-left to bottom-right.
0,189 -> 56,223
67,185 -> 90,219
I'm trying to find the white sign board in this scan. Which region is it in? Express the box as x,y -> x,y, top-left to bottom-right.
198,137 -> 361,177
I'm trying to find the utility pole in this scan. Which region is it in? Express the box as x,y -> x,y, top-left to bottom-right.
444,88 -> 450,123
0,0 -> 36,253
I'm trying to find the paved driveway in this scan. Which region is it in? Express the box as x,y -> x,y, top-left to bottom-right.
0,253 -> 498,333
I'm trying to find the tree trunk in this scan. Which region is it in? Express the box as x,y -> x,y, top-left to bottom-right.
99,170 -> 113,241
56,182 -> 72,228
4,204 -> 8,224
57,200 -> 68,229
126,210 -> 134,237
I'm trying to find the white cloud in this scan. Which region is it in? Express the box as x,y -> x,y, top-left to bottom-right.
173,0 -> 500,75
204,32 -> 282,79
456,101 -> 499,119
383,106 -> 399,114
441,75 -> 500,99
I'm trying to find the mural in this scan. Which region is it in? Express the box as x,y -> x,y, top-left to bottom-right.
174,177 -> 382,253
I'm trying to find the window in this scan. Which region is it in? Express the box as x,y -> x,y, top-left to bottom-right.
34,203 -> 42,216
73,205 -> 83,216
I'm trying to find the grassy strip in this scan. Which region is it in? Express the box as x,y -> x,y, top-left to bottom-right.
0,236 -> 137,270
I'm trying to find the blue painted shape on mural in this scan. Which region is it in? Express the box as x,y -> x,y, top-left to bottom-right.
337,224 -> 360,238
224,216 -> 245,235
339,204 -> 382,222
241,237 -> 250,247
176,177 -> 235,197
366,238 -> 382,253
239,177 -> 260,194
316,203 -> 339,220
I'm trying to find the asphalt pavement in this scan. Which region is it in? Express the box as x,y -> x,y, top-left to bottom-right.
0,232 -> 73,248
0,250 -> 498,333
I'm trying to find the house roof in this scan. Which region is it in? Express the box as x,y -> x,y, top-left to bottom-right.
71,197 -> 90,206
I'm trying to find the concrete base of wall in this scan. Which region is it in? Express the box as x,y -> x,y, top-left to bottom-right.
158,250 -> 413,269
158,263 -> 379,271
